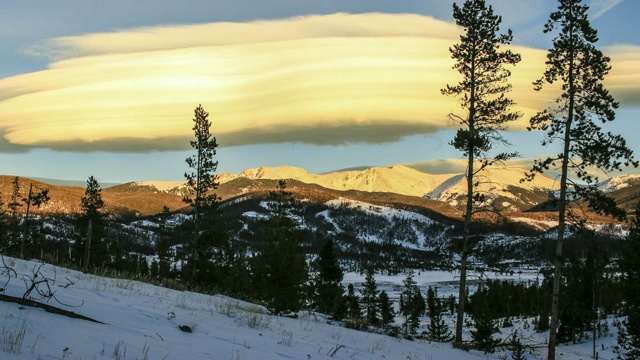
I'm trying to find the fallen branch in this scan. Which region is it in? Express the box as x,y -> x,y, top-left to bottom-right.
0,293 -> 103,324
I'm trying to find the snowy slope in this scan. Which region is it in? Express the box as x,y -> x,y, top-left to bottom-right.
426,167 -> 559,208
0,257 -> 622,360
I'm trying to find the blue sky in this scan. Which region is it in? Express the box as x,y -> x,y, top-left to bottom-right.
0,0 -> 638,183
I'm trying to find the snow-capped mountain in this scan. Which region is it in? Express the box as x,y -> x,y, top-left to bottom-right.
425,167 -> 560,211
212,165 -> 559,211
598,173 -> 640,193
217,164 -> 455,197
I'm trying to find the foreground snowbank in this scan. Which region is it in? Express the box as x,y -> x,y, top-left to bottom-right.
0,257 -> 621,359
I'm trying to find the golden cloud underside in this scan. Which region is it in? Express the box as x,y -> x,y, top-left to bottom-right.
0,13 -> 637,152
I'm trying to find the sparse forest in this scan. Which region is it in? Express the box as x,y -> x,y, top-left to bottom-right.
0,1 -> 638,359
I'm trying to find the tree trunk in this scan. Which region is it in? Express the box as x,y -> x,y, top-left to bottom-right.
20,183 -> 34,259
84,219 -> 93,270
548,36 -> 575,360
456,56 -> 476,343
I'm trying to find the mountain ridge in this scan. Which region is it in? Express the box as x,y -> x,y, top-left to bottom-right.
3,165 -> 638,217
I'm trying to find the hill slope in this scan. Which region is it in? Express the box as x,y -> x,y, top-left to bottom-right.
0,257 -> 621,360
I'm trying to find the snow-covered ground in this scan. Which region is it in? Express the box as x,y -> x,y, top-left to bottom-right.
344,268 -> 540,301
0,257 -> 622,360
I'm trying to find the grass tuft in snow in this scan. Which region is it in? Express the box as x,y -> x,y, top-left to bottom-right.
1,318 -> 27,355
235,311 -> 271,330
279,330 -> 293,346
113,340 -> 126,360
213,296 -> 272,330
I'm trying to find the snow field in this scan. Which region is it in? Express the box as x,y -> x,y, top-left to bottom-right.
0,256 -> 624,359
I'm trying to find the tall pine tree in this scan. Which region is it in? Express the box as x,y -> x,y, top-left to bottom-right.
346,283 -> 361,320
426,286 -> 453,342
79,176 -> 106,268
361,267 -> 380,326
184,104 -> 220,280
379,290 -> 395,331
617,204 -> 640,359
441,0 -> 521,342
312,238 -> 346,319
8,177 -> 22,219
525,1 -> 637,358
5,177 -> 22,255
20,182 -> 50,258
399,269 -> 425,336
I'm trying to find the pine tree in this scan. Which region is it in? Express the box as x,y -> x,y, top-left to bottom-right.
379,290 -> 395,331
20,182 -> 50,258
361,267 -> 380,326
536,311 -> 550,333
617,204 -> 640,359
526,2 -> 637,358
313,238 -> 346,319
426,286 -> 453,342
0,194 -> 7,253
399,269 -> 425,336
184,104 -> 220,280
4,177 -> 23,255
252,180 -> 307,315
79,176 -> 106,268
471,311 -> 500,353
507,329 -> 527,360
346,283 -> 361,320
8,177 -> 22,218
441,0 -> 521,342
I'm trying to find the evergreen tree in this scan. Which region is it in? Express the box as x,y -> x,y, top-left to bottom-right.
471,311 -> 500,353
361,267 -> 380,326
399,269 -> 425,336
8,176 -> 22,218
506,329 -> 527,360
312,238 -> 346,319
150,260 -> 159,278
155,235 -> 174,279
469,282 -> 500,353
616,204 -> 640,359
0,195 -> 6,252
536,311 -> 550,333
346,283 -> 361,320
209,232 -> 248,295
252,180 -> 307,315
20,182 -> 50,258
441,0 -> 521,342
4,177 -> 22,254
526,1 -> 637,357
79,176 -> 106,268
556,241 -> 610,344
184,104 -> 220,279
379,290 -> 395,330
193,225 -> 229,287
426,286 -> 453,342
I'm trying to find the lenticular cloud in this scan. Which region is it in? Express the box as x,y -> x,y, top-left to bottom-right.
0,13 -> 634,153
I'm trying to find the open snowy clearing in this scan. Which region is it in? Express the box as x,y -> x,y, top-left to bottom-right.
0,257 -> 621,360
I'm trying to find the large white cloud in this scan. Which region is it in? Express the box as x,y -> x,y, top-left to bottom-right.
0,13 -> 636,153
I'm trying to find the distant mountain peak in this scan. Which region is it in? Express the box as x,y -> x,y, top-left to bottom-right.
135,180 -> 186,192
598,174 -> 640,193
